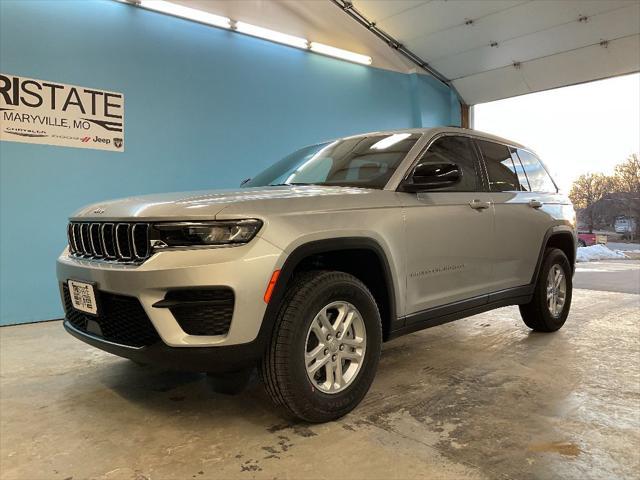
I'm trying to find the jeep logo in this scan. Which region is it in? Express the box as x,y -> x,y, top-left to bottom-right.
93,136 -> 111,145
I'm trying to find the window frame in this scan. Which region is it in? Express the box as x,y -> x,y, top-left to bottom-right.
397,132 -> 488,193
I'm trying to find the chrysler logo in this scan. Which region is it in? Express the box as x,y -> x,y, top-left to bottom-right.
93,207 -> 105,214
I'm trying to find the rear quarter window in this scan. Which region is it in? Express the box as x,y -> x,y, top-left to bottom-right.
515,149 -> 557,193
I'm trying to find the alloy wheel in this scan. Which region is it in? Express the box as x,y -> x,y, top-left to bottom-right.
304,301 -> 367,394
546,264 -> 567,318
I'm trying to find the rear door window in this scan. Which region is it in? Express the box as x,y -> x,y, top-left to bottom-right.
515,149 -> 557,192
476,140 -> 519,192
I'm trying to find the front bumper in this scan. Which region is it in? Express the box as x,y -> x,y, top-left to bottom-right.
64,321 -> 261,372
56,237 -> 284,351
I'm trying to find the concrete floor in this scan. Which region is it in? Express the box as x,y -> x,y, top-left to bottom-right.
1,265 -> 639,480
574,260 -> 640,294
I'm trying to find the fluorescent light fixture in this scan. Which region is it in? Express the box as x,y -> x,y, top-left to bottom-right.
371,133 -> 411,150
309,42 -> 372,65
235,22 -> 308,50
139,1 -> 231,29
114,1 -> 374,66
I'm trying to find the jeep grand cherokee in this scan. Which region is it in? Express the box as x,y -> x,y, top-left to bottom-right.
58,127 -> 576,422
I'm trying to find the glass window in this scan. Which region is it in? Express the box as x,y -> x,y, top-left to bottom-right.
509,147 -> 530,191
477,140 -> 519,192
243,133 -> 420,190
417,135 -> 480,191
516,149 -> 557,192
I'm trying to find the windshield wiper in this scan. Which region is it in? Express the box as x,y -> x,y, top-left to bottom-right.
269,182 -> 317,186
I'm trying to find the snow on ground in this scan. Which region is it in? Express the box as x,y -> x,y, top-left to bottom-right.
576,244 -> 629,262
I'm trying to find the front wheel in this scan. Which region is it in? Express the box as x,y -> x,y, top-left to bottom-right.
260,270 -> 382,423
519,248 -> 573,332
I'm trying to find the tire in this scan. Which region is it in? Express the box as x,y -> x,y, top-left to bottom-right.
519,248 -> 572,332
578,239 -> 586,247
260,270 -> 382,423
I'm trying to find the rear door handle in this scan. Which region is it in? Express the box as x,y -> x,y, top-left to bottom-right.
528,199 -> 543,209
469,199 -> 491,210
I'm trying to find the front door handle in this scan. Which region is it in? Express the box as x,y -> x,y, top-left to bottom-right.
469,199 -> 491,210
529,199 -> 543,209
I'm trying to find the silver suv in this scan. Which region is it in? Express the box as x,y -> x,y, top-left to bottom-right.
57,127 -> 576,422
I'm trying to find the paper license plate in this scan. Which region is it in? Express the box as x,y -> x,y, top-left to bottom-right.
68,280 -> 98,315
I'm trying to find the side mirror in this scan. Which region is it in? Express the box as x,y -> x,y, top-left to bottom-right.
403,162 -> 461,192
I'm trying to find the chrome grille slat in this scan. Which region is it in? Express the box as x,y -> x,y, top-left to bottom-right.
72,224 -> 81,254
101,223 -> 116,258
67,224 -> 75,253
132,223 -> 149,259
67,222 -> 150,264
80,224 -> 91,255
115,223 -> 132,259
90,223 -> 104,257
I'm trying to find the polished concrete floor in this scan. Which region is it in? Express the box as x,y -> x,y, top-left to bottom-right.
1,264 -> 639,480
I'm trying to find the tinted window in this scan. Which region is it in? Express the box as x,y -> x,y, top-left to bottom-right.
244,133 -> 420,189
516,149 -> 557,192
509,148 -> 530,191
477,140 -> 519,192
417,135 -> 479,191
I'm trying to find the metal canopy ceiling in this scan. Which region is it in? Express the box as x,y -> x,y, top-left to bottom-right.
151,1 -> 639,105
351,0 -> 640,104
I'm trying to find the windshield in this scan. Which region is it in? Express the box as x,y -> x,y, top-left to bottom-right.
243,133 -> 421,189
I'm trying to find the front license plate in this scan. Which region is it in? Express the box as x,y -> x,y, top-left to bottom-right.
68,280 -> 98,315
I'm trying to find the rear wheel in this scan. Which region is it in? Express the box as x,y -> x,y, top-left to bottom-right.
260,270 -> 382,423
519,248 -> 572,332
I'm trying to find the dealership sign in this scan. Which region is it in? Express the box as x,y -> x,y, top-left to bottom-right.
0,73 -> 124,152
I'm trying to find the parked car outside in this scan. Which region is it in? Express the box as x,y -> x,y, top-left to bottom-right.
578,232 -> 596,247
57,127 -> 577,422
615,216 -> 637,234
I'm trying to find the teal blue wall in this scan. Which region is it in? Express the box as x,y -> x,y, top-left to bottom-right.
0,0 -> 460,325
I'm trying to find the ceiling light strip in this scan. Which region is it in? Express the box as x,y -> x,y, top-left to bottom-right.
118,0 -> 372,66
138,0 -> 231,29
235,22 -> 309,50
310,42 -> 372,65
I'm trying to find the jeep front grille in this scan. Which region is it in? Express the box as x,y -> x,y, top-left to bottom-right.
67,221 -> 151,263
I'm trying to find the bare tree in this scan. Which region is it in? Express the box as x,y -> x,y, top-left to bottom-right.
568,173 -> 613,233
611,153 -> 640,239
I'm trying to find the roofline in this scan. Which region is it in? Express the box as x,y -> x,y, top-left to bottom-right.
337,127 -> 529,150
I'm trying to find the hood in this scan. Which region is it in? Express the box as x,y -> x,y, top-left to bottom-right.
71,185 -> 374,221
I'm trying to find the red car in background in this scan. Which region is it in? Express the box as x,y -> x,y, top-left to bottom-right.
578,232 -> 596,247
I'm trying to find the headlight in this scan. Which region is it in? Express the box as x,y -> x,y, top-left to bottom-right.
152,219 -> 263,247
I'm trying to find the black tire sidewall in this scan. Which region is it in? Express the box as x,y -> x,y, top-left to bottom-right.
536,249 -> 573,330
282,273 -> 381,420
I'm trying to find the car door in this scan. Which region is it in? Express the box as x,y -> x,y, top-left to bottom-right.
400,134 -> 496,320
476,139 -> 558,290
